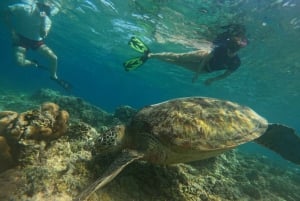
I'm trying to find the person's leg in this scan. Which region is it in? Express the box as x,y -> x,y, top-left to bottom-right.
149,49 -> 210,63
148,49 -> 211,73
13,46 -> 37,67
37,44 -> 58,79
150,49 -> 213,83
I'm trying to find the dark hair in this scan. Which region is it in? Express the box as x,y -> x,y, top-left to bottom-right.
37,2 -> 51,16
221,24 -> 246,38
213,24 -> 247,52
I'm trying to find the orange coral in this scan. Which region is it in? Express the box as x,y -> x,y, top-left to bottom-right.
1,102 -> 69,142
52,110 -> 69,139
22,102 -> 69,141
9,112 -> 29,140
41,102 -> 60,116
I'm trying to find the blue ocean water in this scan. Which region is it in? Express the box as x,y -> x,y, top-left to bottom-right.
0,0 -> 299,166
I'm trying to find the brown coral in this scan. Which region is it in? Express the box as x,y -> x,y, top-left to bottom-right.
0,102 -> 70,173
0,136 -> 14,172
52,110 -> 69,139
9,112 -> 30,140
20,102 -> 70,141
0,111 -> 18,134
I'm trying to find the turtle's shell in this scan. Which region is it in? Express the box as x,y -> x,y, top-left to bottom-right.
127,97 -> 268,164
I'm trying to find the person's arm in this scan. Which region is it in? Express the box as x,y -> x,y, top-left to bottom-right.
192,52 -> 212,83
204,69 -> 233,85
40,12 -> 52,38
205,54 -> 241,85
2,8 -> 13,30
2,7 -> 20,42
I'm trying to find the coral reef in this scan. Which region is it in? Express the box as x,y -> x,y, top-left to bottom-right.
0,111 -> 18,133
0,102 -> 69,173
0,136 -> 14,172
30,89 -> 118,128
114,105 -> 137,125
2,102 -> 69,141
0,89 -> 300,201
89,151 -> 300,201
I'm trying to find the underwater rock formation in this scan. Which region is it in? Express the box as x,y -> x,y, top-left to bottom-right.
114,105 -> 137,125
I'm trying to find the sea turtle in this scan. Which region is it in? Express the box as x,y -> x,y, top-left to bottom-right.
75,97 -> 300,201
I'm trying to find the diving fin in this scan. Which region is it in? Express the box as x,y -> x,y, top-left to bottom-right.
128,36 -> 149,54
123,55 -> 148,71
51,77 -> 73,91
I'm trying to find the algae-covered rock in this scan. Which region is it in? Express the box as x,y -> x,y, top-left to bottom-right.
114,105 -> 137,125
81,151 -> 300,201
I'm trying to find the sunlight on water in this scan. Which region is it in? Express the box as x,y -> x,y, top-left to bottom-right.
0,0 -> 299,125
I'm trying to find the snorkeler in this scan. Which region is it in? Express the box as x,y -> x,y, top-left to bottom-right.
4,0 -> 72,91
124,24 -> 248,85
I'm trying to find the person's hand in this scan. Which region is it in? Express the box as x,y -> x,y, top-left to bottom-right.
204,78 -> 214,86
40,11 -> 46,17
40,29 -> 48,38
11,30 -> 19,42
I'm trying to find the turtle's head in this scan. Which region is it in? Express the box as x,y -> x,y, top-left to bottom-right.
95,125 -> 126,154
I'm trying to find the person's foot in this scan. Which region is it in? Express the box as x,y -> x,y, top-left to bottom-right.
51,77 -> 73,91
31,60 -> 48,70
50,74 -> 58,80
146,52 -> 152,58
31,60 -> 39,67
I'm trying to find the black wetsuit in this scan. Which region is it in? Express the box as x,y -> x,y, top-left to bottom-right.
207,40 -> 241,72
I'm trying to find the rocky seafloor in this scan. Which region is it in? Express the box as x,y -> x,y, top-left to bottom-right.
0,89 -> 299,201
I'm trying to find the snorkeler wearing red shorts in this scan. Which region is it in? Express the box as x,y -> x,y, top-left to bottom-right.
4,0 -> 71,90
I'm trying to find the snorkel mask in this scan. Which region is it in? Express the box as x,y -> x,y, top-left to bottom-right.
36,2 -> 51,16
222,24 -> 248,52
227,36 -> 248,53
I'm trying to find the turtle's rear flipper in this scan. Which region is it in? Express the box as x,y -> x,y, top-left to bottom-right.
74,150 -> 143,201
255,123 -> 300,164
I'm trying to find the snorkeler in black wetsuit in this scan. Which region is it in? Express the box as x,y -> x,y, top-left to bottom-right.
207,24 -> 247,73
124,24 -> 248,85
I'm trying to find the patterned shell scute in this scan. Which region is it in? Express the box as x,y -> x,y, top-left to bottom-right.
132,97 -> 268,151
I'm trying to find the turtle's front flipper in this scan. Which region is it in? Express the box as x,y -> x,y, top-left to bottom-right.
255,123 -> 300,164
74,149 -> 143,201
